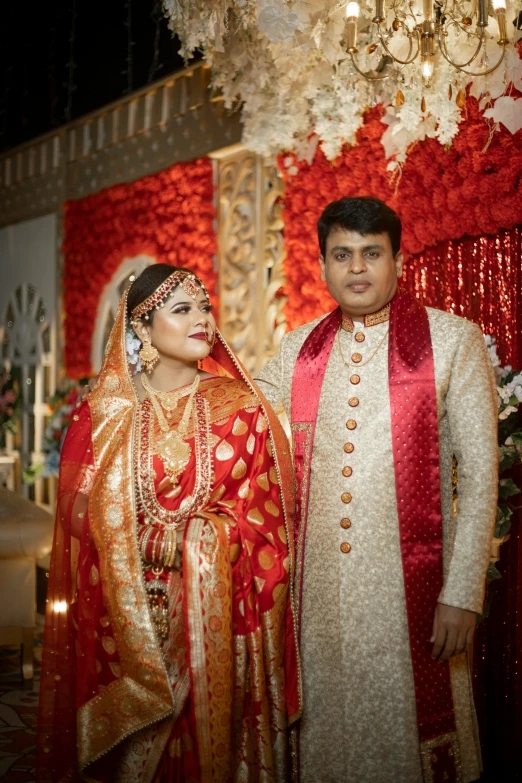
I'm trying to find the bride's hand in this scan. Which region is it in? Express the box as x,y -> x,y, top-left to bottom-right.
77,377 -> 98,407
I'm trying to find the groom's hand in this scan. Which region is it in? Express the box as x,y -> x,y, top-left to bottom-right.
430,602 -> 476,662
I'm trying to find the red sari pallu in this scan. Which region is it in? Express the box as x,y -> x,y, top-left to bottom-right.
36,290 -> 301,783
290,288 -> 460,783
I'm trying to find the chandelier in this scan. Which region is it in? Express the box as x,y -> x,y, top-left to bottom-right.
345,0 -> 510,86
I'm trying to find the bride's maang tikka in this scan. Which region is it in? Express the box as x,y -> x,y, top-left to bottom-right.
131,270 -> 208,322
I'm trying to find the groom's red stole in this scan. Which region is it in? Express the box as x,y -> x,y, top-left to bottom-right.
290,289 -> 461,783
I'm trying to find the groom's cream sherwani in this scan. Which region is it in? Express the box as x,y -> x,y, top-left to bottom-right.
256,305 -> 498,782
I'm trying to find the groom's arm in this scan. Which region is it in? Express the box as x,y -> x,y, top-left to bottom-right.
438,320 -> 498,615
255,349 -> 286,417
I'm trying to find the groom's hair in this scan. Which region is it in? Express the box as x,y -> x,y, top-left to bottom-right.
317,197 -> 402,258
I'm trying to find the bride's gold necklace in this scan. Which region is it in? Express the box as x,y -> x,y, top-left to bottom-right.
141,372 -> 200,491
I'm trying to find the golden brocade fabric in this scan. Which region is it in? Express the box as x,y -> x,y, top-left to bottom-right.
36,290 -> 300,783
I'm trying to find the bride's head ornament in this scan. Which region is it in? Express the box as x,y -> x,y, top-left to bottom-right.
130,270 -> 208,322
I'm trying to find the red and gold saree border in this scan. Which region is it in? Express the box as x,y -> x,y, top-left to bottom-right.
80,291 -> 175,772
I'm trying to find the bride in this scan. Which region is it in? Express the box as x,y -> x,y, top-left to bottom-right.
37,264 -> 301,783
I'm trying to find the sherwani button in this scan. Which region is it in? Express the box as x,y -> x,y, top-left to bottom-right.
341,518 -> 352,529
342,467 -> 353,477
351,352 -> 363,363
346,420 -> 357,430
348,397 -> 359,407
341,492 -> 352,503
350,374 -> 360,385
354,332 -> 365,343
340,542 -> 351,553
344,443 -> 354,453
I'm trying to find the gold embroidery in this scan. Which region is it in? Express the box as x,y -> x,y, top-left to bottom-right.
254,576 -> 266,593
366,302 -> 391,326
269,466 -> 279,485
232,459 -> 247,479
291,421 -> 312,631
238,479 -> 250,498
277,525 -> 287,543
101,636 -> 117,655
256,413 -> 268,432
247,508 -> 264,526
265,500 -> 280,517
89,565 -> 100,586
246,434 -> 255,454
209,484 -> 226,504
216,440 -> 234,461
258,550 -> 275,570
230,544 -> 241,563
232,417 -> 248,436
341,302 -> 391,331
256,472 -> 269,491
420,731 -> 462,783
109,662 -> 122,678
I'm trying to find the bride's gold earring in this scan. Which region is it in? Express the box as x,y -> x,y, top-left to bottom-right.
139,336 -> 160,374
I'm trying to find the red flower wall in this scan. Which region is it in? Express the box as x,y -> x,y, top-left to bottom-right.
278,96 -> 522,344
63,157 -> 216,379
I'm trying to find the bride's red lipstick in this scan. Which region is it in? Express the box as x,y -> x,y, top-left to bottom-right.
189,332 -> 207,340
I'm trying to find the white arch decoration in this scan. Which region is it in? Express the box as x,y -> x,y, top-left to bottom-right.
90,255 -> 156,373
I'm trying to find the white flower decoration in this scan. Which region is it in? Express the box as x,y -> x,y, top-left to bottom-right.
126,329 -> 142,374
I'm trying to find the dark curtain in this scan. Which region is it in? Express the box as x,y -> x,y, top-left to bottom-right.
406,228 -> 522,782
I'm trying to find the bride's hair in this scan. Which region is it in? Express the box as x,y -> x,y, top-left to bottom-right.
126,263 -> 195,323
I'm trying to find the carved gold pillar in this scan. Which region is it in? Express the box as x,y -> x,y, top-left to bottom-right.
212,145 -> 287,375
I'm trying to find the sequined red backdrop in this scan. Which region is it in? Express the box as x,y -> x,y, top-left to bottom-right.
403,229 -> 522,368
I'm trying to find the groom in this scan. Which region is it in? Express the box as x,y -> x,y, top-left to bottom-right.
255,197 -> 498,783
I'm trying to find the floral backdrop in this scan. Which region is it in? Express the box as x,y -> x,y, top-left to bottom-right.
165,1 -> 522,166
63,157 -> 216,379
279,101 -> 522,368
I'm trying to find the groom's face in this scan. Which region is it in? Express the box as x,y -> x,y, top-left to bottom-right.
319,228 -> 403,318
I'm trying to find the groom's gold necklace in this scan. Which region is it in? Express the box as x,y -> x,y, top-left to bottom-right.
141,372 -> 200,489
337,326 -> 389,368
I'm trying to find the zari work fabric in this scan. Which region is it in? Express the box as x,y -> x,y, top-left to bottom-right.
36,291 -> 300,783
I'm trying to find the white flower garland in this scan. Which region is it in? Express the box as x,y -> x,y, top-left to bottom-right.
164,0 -> 522,164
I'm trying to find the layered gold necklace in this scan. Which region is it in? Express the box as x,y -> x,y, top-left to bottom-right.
141,372 -> 200,492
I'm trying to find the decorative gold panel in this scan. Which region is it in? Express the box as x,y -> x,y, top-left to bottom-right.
214,147 -> 286,375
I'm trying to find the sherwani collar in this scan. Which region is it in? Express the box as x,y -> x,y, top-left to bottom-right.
341,301 -> 391,332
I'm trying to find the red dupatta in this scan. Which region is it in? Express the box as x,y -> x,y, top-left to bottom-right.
37,287 -> 301,783
290,288 -> 460,783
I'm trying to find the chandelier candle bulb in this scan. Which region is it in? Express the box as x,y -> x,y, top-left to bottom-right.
421,55 -> 435,83
478,0 -> 488,27
346,1 -> 360,51
492,0 -> 509,43
423,0 -> 434,21
374,0 -> 385,23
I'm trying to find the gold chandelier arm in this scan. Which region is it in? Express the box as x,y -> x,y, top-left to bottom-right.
375,22 -> 421,65
437,28 -> 484,69
444,41 -> 507,76
349,51 -> 396,80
